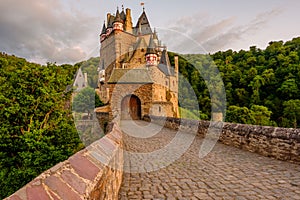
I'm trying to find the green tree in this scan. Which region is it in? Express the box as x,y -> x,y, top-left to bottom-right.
277,79 -> 299,100
226,106 -> 255,124
282,100 -> 300,128
72,87 -> 104,119
168,36 -> 300,127
250,105 -> 274,126
0,53 -> 82,198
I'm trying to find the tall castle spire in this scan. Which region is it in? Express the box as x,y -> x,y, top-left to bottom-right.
120,5 -> 126,21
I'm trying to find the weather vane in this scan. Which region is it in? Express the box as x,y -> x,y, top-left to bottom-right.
140,2 -> 145,11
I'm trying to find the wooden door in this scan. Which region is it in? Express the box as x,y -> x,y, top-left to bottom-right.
121,95 -> 141,120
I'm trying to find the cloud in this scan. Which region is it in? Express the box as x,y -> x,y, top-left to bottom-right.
0,0 -> 98,64
162,8 -> 283,53
191,17 -> 236,43
202,8 -> 282,52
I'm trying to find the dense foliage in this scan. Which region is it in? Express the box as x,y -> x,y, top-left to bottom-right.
169,37 -> 300,128
0,53 -> 83,198
72,86 -> 104,118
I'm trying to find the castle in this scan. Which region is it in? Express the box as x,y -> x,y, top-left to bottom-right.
97,6 -> 179,120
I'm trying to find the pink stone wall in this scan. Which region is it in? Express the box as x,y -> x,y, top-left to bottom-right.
5,122 -> 123,200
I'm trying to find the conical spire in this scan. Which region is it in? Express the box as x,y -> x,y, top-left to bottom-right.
146,35 -> 157,55
114,7 -> 122,23
120,5 -> 126,21
101,21 -> 106,35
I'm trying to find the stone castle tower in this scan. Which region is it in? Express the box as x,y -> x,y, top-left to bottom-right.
97,6 -> 179,120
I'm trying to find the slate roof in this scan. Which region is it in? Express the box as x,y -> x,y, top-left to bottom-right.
135,11 -> 152,35
146,35 -> 157,55
108,68 -> 153,84
120,7 -> 126,21
101,22 -> 106,35
114,8 -> 122,23
158,49 -> 172,76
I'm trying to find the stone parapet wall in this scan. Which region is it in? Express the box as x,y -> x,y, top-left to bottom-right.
144,115 -> 300,163
6,122 -> 123,200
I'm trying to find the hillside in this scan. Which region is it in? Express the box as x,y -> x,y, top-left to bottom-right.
169,36 -> 300,128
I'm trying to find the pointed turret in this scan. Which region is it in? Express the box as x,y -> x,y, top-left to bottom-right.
158,49 -> 172,76
146,35 -> 158,66
100,21 -> 107,43
113,7 -> 124,31
114,8 -> 122,23
146,35 -> 157,55
120,5 -> 126,21
101,22 -> 106,35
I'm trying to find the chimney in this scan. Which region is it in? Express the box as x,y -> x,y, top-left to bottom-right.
124,8 -> 133,33
174,56 -> 179,74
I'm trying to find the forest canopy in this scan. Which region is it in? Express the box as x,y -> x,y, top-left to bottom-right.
168,36 -> 300,128
0,53 -> 83,198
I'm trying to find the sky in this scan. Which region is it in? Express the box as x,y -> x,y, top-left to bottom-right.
0,0 -> 300,64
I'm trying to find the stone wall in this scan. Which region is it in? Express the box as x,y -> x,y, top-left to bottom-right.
96,111 -> 111,133
144,115 -> 300,163
5,122 -> 123,200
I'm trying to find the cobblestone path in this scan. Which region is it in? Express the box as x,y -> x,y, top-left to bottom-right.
118,120 -> 300,200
